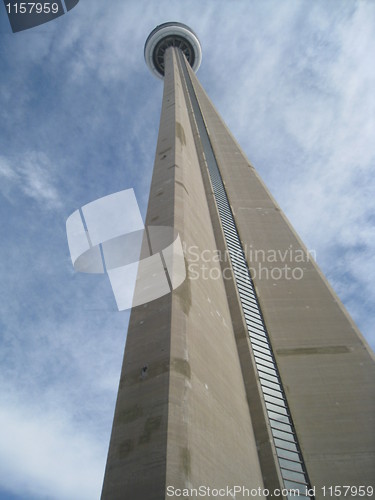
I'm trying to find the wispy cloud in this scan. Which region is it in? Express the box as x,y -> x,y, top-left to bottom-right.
0,397 -> 104,500
0,152 -> 62,209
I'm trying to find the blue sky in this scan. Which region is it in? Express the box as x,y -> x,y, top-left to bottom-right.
0,1 -> 374,498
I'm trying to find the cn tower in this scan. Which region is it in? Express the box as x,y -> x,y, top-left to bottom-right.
101,23 -> 375,500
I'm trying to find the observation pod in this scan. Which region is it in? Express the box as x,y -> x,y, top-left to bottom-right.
144,22 -> 202,79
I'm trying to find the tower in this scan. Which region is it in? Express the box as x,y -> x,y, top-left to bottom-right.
101,23 -> 375,499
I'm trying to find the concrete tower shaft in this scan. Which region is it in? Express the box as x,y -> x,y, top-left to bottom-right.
101,23 -> 375,500
101,45 -> 266,499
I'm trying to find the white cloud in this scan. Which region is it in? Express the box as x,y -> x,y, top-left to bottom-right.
0,152 -> 62,209
0,305 -> 126,499
0,397 -> 104,500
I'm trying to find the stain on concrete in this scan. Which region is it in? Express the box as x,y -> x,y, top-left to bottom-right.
159,147 -> 172,156
171,358 -> 191,379
121,360 -> 170,387
117,404 -> 143,424
181,447 -> 191,476
176,122 -> 186,146
175,180 -> 189,195
118,439 -> 134,458
277,345 -> 351,356
139,416 -> 162,444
